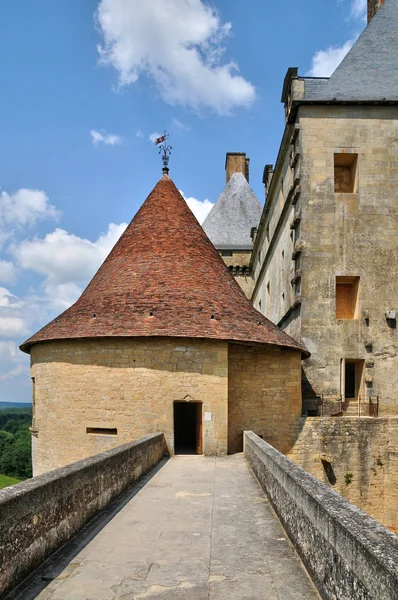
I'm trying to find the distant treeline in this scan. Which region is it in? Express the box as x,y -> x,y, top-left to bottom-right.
0,407 -> 32,479
0,402 -> 32,411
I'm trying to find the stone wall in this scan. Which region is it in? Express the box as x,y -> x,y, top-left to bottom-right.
219,250 -> 254,298
287,417 -> 398,532
244,431 -> 398,600
251,105 -> 398,414
228,344 -> 302,454
31,337 -> 228,474
0,434 -> 166,599
298,106 -> 398,412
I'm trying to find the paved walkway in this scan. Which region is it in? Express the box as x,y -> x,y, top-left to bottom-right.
34,455 -> 319,600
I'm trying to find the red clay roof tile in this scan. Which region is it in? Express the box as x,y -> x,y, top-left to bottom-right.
20,174 -> 309,357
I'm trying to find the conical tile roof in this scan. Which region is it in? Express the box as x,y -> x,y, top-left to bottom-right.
202,173 -> 262,249
20,174 -> 308,356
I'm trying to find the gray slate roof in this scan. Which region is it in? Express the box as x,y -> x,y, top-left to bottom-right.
202,172 -> 263,250
304,0 -> 398,101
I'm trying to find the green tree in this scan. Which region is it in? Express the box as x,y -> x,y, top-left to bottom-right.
0,430 -> 13,471
1,428 -> 32,478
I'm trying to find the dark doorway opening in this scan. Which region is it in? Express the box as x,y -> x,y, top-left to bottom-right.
174,402 -> 203,455
345,362 -> 356,398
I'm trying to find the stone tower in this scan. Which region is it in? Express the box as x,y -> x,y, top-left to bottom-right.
21,172 -> 307,475
202,153 -> 262,298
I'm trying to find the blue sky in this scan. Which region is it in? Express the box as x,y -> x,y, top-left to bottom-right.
0,0 -> 367,402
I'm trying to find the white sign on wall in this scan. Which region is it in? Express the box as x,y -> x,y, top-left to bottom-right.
204,412 -> 212,422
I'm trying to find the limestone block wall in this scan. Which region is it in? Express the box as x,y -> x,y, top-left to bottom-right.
251,106 -> 398,414
298,106 -> 398,412
251,125 -> 302,341
288,417 -> 398,532
219,250 -> 254,298
30,337 -> 228,475
228,344 -> 302,454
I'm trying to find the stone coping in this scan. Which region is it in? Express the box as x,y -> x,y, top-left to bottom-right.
0,433 -> 167,598
244,431 -> 398,600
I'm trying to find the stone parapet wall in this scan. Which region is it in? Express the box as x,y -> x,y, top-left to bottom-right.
244,431 -> 398,600
0,433 -> 167,598
287,417 -> 398,532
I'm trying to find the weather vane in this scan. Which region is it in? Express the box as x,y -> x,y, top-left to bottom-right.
155,131 -> 172,173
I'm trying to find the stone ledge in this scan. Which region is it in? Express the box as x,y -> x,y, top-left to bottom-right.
0,433 -> 167,598
244,430 -> 398,600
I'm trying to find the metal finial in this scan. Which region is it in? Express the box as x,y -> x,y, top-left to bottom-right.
155,131 -> 172,173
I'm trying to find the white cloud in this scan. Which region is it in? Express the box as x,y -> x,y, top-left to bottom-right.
0,317 -> 28,337
350,0 -> 367,21
307,0 -> 366,77
90,129 -> 123,146
0,260 -> 17,284
136,129 -> 144,138
180,190 -> 213,224
172,118 -> 190,131
308,39 -> 355,77
0,340 -> 18,359
11,222 -> 127,310
0,188 -> 60,247
0,365 -> 26,381
95,0 -> 255,115
0,341 -> 27,381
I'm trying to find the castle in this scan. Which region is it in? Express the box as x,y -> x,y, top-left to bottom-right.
206,0 -> 398,419
19,0 -> 398,532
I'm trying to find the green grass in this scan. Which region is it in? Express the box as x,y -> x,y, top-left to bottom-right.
0,473 -> 23,489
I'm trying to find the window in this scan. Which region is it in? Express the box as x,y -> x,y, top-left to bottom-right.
279,188 -> 284,209
86,427 -> 118,435
266,224 -> 270,249
266,281 -> 271,317
336,276 -> 360,319
31,377 -> 36,425
221,250 -> 233,257
334,153 -> 358,193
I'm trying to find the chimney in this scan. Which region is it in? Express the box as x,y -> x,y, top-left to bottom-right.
368,0 -> 385,23
225,152 -> 250,184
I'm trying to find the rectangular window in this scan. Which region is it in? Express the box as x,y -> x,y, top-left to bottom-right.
221,250 -> 233,257
336,276 -> 360,319
86,427 -> 118,435
334,153 -> 358,193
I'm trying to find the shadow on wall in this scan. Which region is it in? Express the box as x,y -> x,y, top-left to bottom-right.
301,368 -> 322,416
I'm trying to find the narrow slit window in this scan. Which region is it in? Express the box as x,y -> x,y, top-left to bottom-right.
334,153 -> 358,193
336,276 -> 360,319
266,281 -> 271,317
86,427 -> 118,435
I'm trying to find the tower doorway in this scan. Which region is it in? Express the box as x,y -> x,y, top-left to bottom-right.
173,402 -> 203,455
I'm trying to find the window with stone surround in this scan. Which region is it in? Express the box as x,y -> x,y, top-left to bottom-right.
334,153 -> 358,193
336,276 -> 360,319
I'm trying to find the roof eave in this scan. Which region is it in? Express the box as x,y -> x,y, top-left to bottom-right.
288,98 -> 398,123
